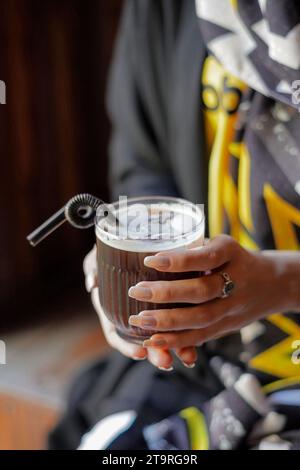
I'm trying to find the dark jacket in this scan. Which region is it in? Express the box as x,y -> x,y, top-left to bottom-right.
107,0 -> 207,204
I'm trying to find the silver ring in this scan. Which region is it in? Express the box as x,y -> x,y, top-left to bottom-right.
220,272 -> 235,299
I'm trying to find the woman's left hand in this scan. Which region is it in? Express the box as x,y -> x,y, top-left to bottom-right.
128,235 -> 297,350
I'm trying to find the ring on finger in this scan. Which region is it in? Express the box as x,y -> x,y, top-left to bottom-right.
220,272 -> 235,299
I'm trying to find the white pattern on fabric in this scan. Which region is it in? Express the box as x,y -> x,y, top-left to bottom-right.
195,0 -> 300,106
78,410 -> 137,450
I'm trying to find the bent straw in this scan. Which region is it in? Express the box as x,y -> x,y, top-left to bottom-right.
27,193 -> 120,247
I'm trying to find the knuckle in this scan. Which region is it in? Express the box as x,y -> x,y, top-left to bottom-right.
196,306 -> 220,326
208,249 -> 218,262
197,278 -> 210,300
208,249 -> 223,266
167,334 -> 180,347
159,284 -> 173,302
173,251 -> 196,270
220,234 -> 237,252
173,255 -> 187,271
217,234 -> 231,244
196,310 -> 211,327
166,314 -> 177,330
186,251 -> 198,267
158,311 -> 177,330
190,278 -> 205,301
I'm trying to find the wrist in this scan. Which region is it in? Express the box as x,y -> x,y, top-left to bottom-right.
263,251 -> 300,313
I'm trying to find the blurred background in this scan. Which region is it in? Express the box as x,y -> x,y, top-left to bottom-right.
0,0 -> 123,449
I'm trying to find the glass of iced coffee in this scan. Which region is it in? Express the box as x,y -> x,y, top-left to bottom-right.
95,197 -> 204,344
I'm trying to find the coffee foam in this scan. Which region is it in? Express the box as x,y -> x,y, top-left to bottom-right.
95,202 -> 204,252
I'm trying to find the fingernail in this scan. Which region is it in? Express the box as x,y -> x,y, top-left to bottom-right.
141,316 -> 157,329
159,366 -> 174,372
183,362 -> 196,369
129,315 -> 157,329
133,356 -> 147,361
128,286 -> 152,300
128,312 -> 157,329
143,339 -> 167,348
144,256 -> 170,269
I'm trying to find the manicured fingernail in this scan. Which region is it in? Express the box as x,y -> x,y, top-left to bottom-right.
128,286 -> 152,300
133,356 -> 147,361
141,316 -> 157,329
183,362 -> 196,369
143,339 -> 167,348
144,256 -> 170,269
159,366 -> 173,372
129,314 -> 157,329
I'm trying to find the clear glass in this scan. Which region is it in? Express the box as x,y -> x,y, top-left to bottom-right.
95,196 -> 205,344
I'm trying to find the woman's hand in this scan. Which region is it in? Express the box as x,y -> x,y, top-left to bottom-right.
128,235 -> 300,350
83,246 -> 197,370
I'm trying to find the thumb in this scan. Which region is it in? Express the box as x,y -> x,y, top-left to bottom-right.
83,245 -> 98,292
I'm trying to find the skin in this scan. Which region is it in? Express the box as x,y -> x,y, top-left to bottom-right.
84,235 -> 300,370
84,246 -> 196,370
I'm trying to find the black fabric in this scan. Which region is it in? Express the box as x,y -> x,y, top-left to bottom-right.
107,0 -> 208,206
49,351 -> 222,450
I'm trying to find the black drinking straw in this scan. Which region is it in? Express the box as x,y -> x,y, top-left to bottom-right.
27,193 -> 119,247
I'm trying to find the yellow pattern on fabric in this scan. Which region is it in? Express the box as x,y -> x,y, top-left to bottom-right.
264,184 -> 300,251
250,313 -> 300,378
202,56 -> 248,240
263,376 -> 300,394
203,56 -> 300,380
180,407 -> 209,450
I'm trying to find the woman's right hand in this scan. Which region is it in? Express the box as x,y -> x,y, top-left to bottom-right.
83,246 -> 197,370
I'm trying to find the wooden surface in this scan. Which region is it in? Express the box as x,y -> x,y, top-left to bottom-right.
0,393 -> 59,450
0,0 -> 123,326
0,293 -> 110,450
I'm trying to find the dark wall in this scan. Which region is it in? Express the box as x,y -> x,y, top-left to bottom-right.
0,0 -> 123,326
